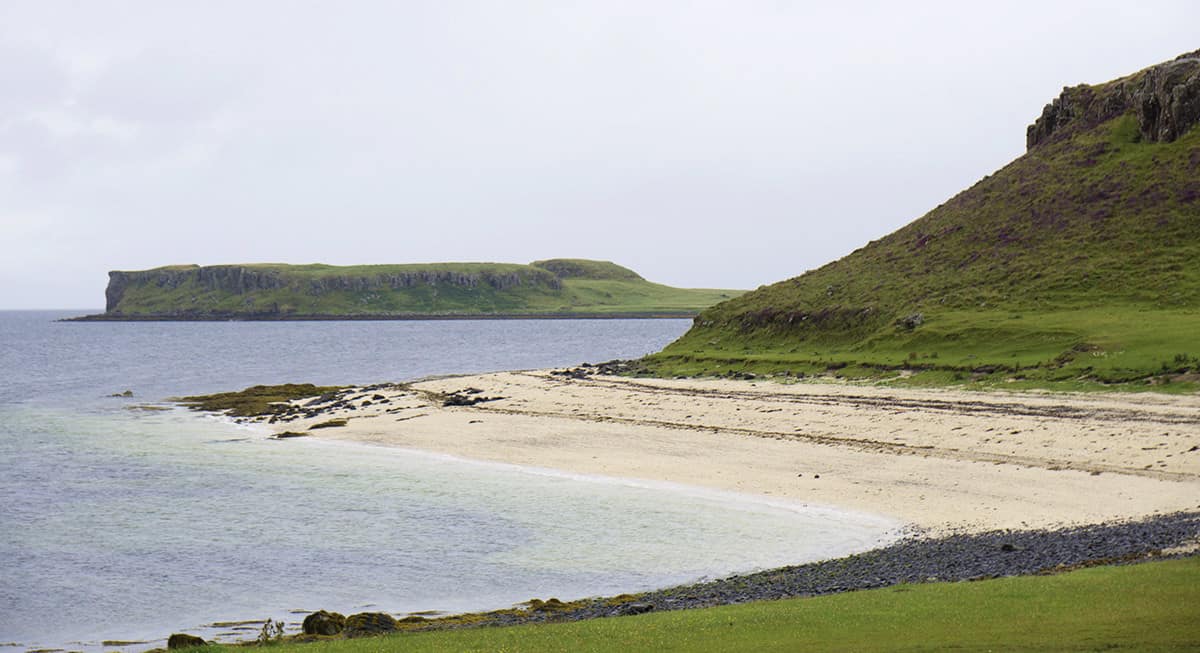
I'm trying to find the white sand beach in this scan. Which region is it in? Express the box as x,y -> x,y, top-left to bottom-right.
273,371 -> 1200,534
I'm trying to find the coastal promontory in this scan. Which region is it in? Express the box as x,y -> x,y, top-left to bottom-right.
649,50 -> 1200,388
77,259 -> 742,320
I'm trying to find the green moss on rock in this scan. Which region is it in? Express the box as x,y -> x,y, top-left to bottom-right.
177,384 -> 346,417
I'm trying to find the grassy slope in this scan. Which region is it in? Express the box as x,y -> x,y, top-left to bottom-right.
108,260 -> 741,317
649,110 -> 1200,390
221,557 -> 1200,652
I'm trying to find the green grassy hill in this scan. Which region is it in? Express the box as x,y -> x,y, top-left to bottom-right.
648,51 -> 1200,389
93,259 -> 741,319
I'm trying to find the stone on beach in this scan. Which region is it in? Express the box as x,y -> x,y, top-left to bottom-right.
167,633 -> 207,649
301,610 -> 346,636
343,612 -> 398,637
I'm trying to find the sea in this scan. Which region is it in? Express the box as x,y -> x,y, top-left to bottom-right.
0,311 -> 899,651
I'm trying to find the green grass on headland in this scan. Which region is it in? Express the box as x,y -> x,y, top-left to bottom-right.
96,259 -> 742,319
648,307 -> 1200,393
648,87 -> 1200,390
210,557 -> 1200,652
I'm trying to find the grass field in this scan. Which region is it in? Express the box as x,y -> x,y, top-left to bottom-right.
214,557 -> 1199,652
647,306 -> 1200,392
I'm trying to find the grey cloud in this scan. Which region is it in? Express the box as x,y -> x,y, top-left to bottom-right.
1,1 -> 1198,308
79,48 -> 245,126
0,42 -> 69,117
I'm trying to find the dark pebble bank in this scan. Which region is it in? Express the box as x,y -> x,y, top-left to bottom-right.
418,511 -> 1199,630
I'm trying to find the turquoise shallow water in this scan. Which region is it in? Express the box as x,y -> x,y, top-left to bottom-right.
0,312 -> 898,651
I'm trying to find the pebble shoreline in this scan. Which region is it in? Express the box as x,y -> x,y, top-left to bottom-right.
397,511 -> 1200,631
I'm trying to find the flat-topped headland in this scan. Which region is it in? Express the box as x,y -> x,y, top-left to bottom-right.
69,259 -> 743,321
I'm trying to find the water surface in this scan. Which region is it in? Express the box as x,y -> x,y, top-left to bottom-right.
0,311 -> 897,650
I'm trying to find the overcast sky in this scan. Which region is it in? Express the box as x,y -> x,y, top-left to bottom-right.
1,1 -> 1196,309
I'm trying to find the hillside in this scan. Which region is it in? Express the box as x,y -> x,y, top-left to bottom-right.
83,259 -> 742,319
648,51 -> 1200,389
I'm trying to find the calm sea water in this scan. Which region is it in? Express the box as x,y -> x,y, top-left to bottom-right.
0,311 -> 898,651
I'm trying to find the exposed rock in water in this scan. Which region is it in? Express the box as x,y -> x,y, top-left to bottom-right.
166,633 -> 207,649
1027,49 -> 1200,149
343,612 -> 398,637
301,610 -> 346,636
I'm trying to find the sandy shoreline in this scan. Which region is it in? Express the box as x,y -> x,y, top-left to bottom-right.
267,370 -> 1200,534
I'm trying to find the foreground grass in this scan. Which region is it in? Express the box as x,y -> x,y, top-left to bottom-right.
230,557 -> 1199,652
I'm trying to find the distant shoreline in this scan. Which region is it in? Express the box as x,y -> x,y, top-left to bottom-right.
63,311 -> 699,322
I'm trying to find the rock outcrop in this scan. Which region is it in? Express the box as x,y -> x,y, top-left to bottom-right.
1027,49 -> 1200,149
342,612 -> 398,638
104,264 -> 562,313
81,259 -> 739,320
166,633 -> 207,649
301,610 -> 346,636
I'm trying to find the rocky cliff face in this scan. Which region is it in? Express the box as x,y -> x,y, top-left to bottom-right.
104,264 -> 561,314
1027,49 -> 1200,149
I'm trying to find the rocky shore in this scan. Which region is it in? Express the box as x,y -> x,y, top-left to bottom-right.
166,370 -> 1200,647
190,511 -> 1197,647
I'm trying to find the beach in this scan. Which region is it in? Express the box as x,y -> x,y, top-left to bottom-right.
268,369 -> 1200,535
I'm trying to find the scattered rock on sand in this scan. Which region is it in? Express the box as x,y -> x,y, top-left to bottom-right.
310,418 -> 349,429
442,391 -> 503,407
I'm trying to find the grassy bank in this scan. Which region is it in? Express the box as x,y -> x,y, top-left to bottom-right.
645,306 -> 1200,393
215,556 -> 1199,652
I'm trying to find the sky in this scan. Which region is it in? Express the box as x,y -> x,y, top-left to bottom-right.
1,2 -> 1196,309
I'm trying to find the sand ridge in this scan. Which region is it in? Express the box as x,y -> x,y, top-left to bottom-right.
271,371 -> 1200,534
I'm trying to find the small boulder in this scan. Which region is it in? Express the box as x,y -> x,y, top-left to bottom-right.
167,633 -> 207,649
343,612 -> 397,637
302,610 -> 346,636
615,602 -> 655,616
